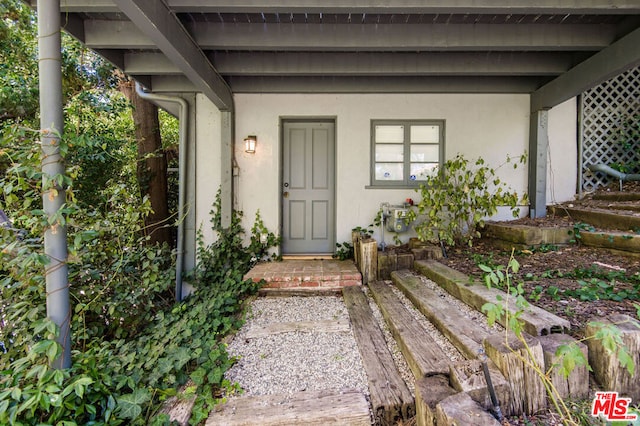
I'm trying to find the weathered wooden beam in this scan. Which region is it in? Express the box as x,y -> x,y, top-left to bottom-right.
391,269 -> 491,359
484,333 -> 547,416
359,238 -> 377,285
449,360 -> 511,413
206,389 -> 371,425
414,260 -> 571,335
586,314 -> 640,401
342,286 -> 415,424
539,334 -> 589,400
414,375 -> 457,426
369,281 -> 450,378
245,320 -> 350,339
435,392 -> 502,426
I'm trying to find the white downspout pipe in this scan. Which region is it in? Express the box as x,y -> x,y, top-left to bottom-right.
135,83 -> 188,302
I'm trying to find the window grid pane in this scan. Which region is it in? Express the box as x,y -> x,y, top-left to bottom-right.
375,163 -> 404,180
375,144 -> 404,162
372,120 -> 443,186
410,163 -> 439,181
411,125 -> 440,143
410,144 -> 439,162
375,125 -> 404,143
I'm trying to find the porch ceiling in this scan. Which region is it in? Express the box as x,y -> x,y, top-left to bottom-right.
41,1 -> 640,111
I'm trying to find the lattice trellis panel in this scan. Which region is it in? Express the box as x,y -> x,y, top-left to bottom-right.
581,67 -> 640,191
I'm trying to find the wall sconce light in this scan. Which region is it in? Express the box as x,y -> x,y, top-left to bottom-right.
244,135 -> 257,153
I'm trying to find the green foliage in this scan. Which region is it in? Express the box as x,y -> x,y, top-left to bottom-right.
65,89 -> 136,209
568,222 -> 596,245
1,184 -> 278,424
333,241 -> 354,260
480,251 -> 637,424
0,0 -> 116,129
564,278 -> 639,302
409,153 -> 526,247
188,189 -> 280,289
610,113 -> 640,174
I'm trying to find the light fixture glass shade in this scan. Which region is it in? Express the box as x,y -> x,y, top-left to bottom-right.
244,135 -> 257,153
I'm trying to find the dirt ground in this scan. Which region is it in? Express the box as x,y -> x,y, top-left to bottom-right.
438,182 -> 640,336
434,185 -> 640,425
440,239 -> 640,336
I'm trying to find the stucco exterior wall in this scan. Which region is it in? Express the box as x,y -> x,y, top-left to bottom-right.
546,98 -> 578,204
194,93 -> 223,245
194,93 -> 578,251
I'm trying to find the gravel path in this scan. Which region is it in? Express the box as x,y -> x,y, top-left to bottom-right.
224,275 -> 502,407
225,296 -> 370,397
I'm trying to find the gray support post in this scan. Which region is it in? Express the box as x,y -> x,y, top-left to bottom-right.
528,109 -> 550,219
221,111 -> 234,228
38,0 -> 71,368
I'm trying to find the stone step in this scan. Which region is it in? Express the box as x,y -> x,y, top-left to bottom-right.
206,389 -> 371,425
368,280 -> 450,378
342,285 -> 415,425
413,260 -> 570,336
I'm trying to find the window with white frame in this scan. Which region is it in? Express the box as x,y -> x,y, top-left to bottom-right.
370,120 -> 444,187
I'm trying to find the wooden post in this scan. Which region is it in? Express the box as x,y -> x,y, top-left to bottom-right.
449,360 -> 511,412
352,230 -> 361,268
415,375 -> 456,426
539,334 -> 589,400
586,314 -> 640,401
435,392 -> 502,426
484,333 -> 547,416
359,238 -> 377,285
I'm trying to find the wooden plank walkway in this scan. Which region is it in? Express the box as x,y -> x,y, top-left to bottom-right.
342,286 -> 415,425
368,280 -> 450,378
206,389 -> 371,425
245,320 -> 350,339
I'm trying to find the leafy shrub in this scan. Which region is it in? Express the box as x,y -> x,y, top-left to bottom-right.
408,153 -> 527,247
1,115 -> 279,423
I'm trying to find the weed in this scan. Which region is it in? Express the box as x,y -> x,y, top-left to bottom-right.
569,222 -> 596,245
546,286 -> 562,301
333,241 -> 354,260
481,251 -> 637,425
565,278 -> 639,302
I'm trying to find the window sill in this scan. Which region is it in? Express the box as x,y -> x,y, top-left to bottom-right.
365,184 -> 422,190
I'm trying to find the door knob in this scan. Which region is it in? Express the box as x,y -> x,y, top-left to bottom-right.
283,191 -> 289,198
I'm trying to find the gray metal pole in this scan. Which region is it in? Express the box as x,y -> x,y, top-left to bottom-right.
38,0 -> 71,369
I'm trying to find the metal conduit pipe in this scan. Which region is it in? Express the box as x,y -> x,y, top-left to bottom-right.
588,163 -> 640,191
135,83 -> 188,302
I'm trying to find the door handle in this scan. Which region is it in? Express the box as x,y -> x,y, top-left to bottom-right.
283,191 -> 289,198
